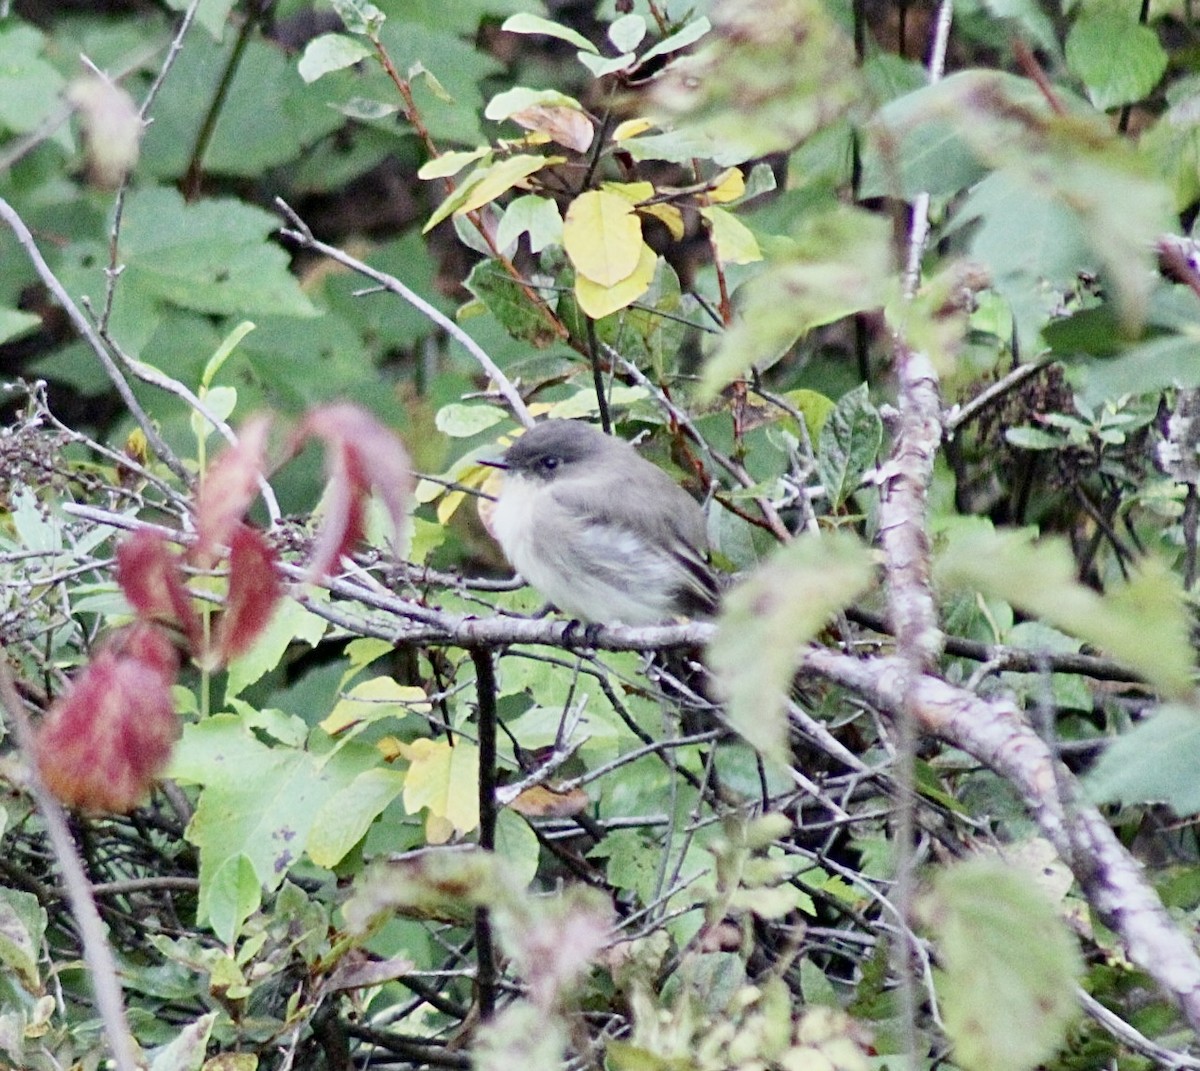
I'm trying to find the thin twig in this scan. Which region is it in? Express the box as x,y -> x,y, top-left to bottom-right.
276,199 -> 535,429
614,351 -> 791,542
0,197 -> 192,485
943,362 -> 1041,435
470,647 -> 498,1020
91,329 -> 281,524
1078,988 -> 1200,1069
101,0 -> 204,331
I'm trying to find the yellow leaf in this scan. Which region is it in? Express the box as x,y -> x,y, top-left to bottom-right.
563,189 -> 644,286
700,206 -> 762,265
423,154 -> 561,232
435,462 -> 493,524
640,202 -> 685,240
476,464 -> 506,538
321,677 -> 431,735
425,814 -> 456,844
574,241 -> 657,318
601,180 -> 654,203
455,154 -> 565,219
417,148 -> 490,180
377,736 -> 404,761
436,488 -> 466,525
612,117 -> 653,140
705,167 -> 745,204
397,738 -> 480,835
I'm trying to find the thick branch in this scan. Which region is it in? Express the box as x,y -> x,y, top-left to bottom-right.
805,648 -> 1200,1034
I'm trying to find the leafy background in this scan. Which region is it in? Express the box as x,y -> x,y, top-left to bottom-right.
3,0 -> 1200,1069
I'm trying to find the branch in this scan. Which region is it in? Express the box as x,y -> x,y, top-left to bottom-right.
879,3 -> 954,1059
275,199 -> 535,430
805,648 -> 1200,1035
0,197 -> 192,485
471,648 -> 498,1020
101,0 -> 205,330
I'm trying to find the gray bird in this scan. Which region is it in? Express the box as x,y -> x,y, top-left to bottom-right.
490,420 -> 719,625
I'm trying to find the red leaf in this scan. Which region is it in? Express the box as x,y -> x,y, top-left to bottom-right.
212,524 -> 283,666
293,404 -> 411,580
307,432 -> 370,581
36,624 -> 180,814
193,415 -> 272,568
115,529 -> 201,649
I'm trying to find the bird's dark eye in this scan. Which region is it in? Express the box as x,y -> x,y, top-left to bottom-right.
539,456 -> 560,474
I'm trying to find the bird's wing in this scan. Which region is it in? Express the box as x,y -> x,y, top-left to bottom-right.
550,480 -> 720,616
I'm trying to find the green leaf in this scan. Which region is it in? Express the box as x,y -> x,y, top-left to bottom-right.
0,25 -> 65,135
225,596 -> 327,699
1066,11 -> 1166,111
495,809 -> 541,889
576,51 -> 637,78
307,767 -> 407,868
816,383 -> 883,508
485,86 -> 584,121
1086,703 -> 1200,813
782,389 -> 836,441
926,91 -> 1174,338
320,676 -> 431,735
982,0 -> 1062,61
115,187 -> 317,319
608,14 -> 646,52
170,715 -> 380,925
924,860 -> 1081,1071
639,17 -> 711,65
501,13 -> 598,54
298,33 -> 373,83
205,854 -> 261,947
648,0 -> 860,159
495,194 -> 562,253
200,321 -> 256,390
417,147 -> 490,180
1074,332 -> 1200,402
699,206 -> 762,265
148,1011 -> 217,1071
1141,86 -> 1200,211
0,887 -> 45,992
331,0 -> 386,34
424,154 -> 560,232
435,402 -> 508,438
140,34 -> 345,178
464,261 -> 561,348
0,309 -> 40,346
164,0 -> 235,38
700,206 -> 893,397
1004,426 -> 1062,450
936,528 -> 1195,697
709,531 -> 876,764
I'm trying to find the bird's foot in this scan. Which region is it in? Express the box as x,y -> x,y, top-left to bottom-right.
562,619 -> 602,650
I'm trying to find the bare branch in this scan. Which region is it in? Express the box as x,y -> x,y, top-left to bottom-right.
275,199 -> 535,430
0,197 -> 191,485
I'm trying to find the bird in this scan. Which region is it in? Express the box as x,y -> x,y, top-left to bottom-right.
489,420 -> 719,626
